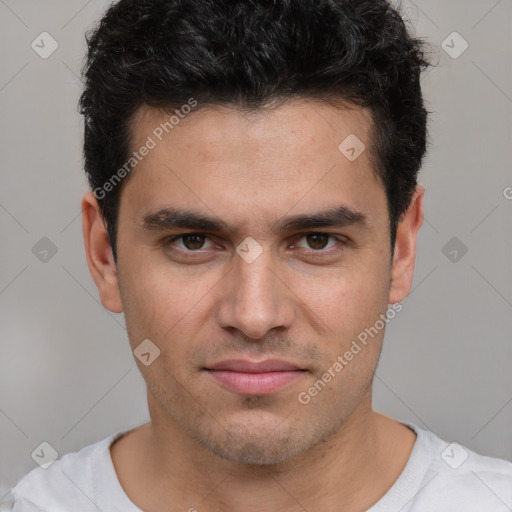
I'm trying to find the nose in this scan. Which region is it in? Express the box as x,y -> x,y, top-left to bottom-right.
215,247 -> 295,340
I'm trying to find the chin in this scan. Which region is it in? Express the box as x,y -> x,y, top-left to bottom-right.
191,414 -> 330,466
203,434 -> 304,465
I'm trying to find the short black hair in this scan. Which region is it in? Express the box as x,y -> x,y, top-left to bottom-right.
79,0 -> 432,263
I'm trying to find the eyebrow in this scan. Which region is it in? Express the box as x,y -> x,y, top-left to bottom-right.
140,205 -> 367,234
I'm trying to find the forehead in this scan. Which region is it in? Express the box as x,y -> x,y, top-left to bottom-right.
120,99 -> 386,231
130,99 -> 375,166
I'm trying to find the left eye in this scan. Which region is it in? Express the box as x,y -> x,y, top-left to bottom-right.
294,233 -> 339,251
165,233 -> 215,251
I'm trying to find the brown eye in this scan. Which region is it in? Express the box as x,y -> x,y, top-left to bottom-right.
181,234 -> 206,250
305,233 -> 330,250
293,232 -> 347,256
294,233 -> 340,251
164,233 -> 214,251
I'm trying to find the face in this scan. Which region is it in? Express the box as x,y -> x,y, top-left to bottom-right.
83,99 -> 423,465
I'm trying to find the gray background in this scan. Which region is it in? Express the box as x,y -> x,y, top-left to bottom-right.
1,0 -> 511,495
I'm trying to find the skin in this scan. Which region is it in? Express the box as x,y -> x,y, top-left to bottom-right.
82,98 -> 424,512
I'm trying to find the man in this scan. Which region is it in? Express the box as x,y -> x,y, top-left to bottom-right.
3,0 -> 511,510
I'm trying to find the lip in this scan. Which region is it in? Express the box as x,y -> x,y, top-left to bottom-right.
206,359 -> 302,372
205,359 -> 306,395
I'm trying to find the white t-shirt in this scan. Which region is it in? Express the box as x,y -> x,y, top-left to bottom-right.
2,422 -> 512,511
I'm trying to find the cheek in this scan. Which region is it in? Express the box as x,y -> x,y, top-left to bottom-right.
121,260 -> 179,317
119,260 -> 221,357
120,268 -> 208,404
293,259 -> 390,346
294,272 -> 387,412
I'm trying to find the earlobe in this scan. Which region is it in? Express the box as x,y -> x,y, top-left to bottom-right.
388,184 -> 425,304
82,191 -> 123,313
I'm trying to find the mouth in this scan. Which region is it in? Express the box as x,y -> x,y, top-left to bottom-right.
203,359 -> 307,396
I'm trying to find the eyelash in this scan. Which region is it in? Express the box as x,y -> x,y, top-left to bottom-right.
161,232 -> 347,256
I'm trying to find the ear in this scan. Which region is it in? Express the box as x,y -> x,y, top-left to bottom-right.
81,191 -> 123,313
388,184 -> 425,304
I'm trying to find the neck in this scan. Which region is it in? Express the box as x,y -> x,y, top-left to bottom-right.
120,390 -> 415,511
